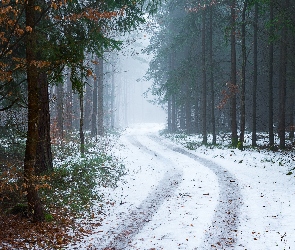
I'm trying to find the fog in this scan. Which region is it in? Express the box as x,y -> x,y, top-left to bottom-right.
112,31 -> 166,127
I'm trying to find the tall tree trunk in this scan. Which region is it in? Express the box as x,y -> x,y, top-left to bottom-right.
185,85 -> 191,134
209,6 -> 216,144
202,8 -> 207,144
180,104 -> 185,130
230,0 -> 238,147
35,72 -> 53,175
252,2 -> 258,146
268,0 -> 274,147
73,92 -> 80,130
79,93 -> 85,156
168,95 -> 172,132
123,79 -> 128,127
289,81 -> 295,139
278,0 -> 288,149
65,68 -> 73,132
84,76 -> 92,130
171,94 -> 176,132
110,64 -> 115,129
97,57 -> 104,136
56,83 -> 63,140
24,0 -> 44,222
91,60 -> 98,137
239,0 -> 248,150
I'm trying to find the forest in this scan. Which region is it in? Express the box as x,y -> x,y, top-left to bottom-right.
146,0 -> 295,149
0,0 -> 294,249
0,0 -> 161,247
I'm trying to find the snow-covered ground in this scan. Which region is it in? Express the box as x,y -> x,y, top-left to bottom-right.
69,123 -> 295,249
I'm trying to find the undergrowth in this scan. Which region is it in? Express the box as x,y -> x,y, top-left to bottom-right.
0,131 -> 125,249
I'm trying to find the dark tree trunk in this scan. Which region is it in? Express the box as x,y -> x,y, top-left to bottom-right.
278,0 -> 288,149
230,0 -> 238,147
209,6 -> 216,144
168,95 -> 172,132
65,68 -> 73,132
84,76 -> 92,130
24,0 -> 44,222
289,81 -> 295,139
56,83 -> 63,139
171,94 -> 176,132
97,57 -> 104,136
111,65 -> 115,129
79,93 -> 85,156
35,72 -> 53,175
239,0 -> 248,150
91,60 -> 98,137
180,104 -> 185,130
185,86 -> 191,134
252,2 -> 258,146
202,8 -> 207,144
268,0 -> 274,147
72,93 -> 79,130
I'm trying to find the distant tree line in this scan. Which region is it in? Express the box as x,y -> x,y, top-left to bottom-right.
0,0 -> 160,222
146,0 -> 295,149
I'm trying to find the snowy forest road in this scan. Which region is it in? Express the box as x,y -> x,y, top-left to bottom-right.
102,135 -> 183,249
148,135 -> 243,249
71,124 -> 295,250
99,127 -> 243,250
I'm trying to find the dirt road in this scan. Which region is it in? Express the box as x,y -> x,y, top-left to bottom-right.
100,133 -> 242,249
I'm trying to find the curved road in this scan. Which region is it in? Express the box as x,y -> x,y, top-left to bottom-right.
100,133 -> 243,250
149,135 -> 243,249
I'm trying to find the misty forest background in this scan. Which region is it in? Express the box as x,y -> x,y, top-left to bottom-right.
0,0 -> 295,246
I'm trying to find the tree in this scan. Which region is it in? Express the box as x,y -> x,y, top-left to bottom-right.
239,0 -> 248,150
252,1 -> 258,147
91,60 -> 98,137
35,72 -> 53,175
97,57 -> 104,136
278,0 -> 288,149
230,0 -> 238,147
209,5 -> 216,144
1,0 -> 163,222
24,0 -> 45,222
201,7 -> 207,144
268,0 -> 274,147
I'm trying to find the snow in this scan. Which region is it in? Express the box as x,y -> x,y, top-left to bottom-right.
68,123 -> 295,249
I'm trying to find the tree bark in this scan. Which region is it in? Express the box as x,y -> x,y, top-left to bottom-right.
252,2 -> 258,146
79,93 -> 85,156
56,82 -> 63,140
209,6 -> 216,144
278,0 -> 288,149
35,72 -> 53,175
185,85 -> 191,134
171,94 -> 176,132
65,68 -> 73,132
97,57 -> 104,136
110,63 -> 115,129
91,60 -> 98,137
268,0 -> 274,147
239,0 -> 248,150
84,75 -> 92,130
168,95 -> 172,132
202,8 -> 207,144
24,0 -> 44,222
230,0 -> 238,147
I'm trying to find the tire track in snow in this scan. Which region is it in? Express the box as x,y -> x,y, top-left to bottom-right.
101,135 -> 183,250
149,135 -> 243,249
